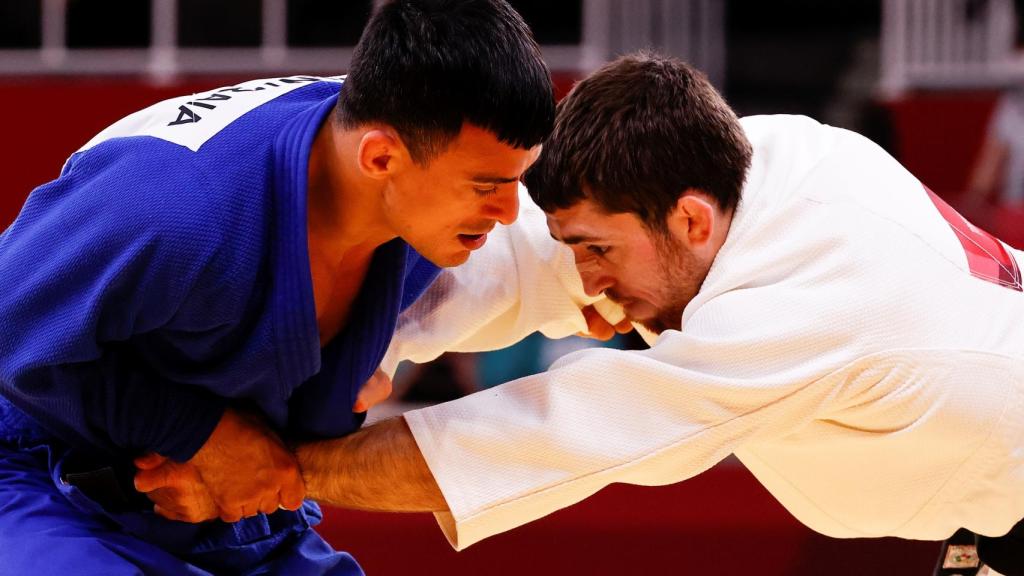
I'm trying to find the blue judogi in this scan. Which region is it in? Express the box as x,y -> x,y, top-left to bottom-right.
0,77 -> 440,574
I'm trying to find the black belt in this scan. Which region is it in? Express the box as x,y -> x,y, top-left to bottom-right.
60,452 -> 152,513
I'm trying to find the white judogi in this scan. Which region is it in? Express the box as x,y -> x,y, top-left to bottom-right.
384,115 -> 1024,550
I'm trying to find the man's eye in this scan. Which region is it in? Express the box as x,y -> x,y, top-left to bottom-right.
474,186 -> 499,196
586,245 -> 608,256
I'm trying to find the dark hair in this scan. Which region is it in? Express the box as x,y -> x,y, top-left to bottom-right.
337,0 -> 555,164
525,52 -> 752,232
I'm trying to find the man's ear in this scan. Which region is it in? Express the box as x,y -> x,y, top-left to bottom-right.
357,128 -> 409,180
666,189 -> 716,248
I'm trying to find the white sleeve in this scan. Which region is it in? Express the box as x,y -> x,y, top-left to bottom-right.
404,291 -> 843,550
381,185 -> 625,375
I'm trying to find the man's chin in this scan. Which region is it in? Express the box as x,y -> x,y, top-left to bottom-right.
618,310 -> 658,334
448,250 -> 473,266
422,248 -> 472,268
637,317 -> 667,334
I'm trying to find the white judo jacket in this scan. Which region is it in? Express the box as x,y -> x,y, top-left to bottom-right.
383,115 -> 1024,550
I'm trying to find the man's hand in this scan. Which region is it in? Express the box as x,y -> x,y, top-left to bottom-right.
134,407 -> 305,523
353,369 -> 392,413
134,453 -> 219,522
577,304 -> 633,341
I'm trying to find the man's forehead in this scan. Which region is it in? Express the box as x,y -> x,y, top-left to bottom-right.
449,130 -> 541,177
545,202 -> 616,243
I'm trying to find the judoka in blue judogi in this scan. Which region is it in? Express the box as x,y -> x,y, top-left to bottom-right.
0,76 -> 442,574
0,2 -> 555,571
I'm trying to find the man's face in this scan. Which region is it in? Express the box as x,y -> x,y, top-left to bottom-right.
547,200 -> 709,334
384,124 -> 540,267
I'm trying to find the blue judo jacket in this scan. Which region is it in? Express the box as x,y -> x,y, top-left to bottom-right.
0,76 -> 440,574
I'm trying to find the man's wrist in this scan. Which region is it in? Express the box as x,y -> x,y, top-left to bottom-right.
294,443 -> 321,500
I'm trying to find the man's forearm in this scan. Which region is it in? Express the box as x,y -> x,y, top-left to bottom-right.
295,416 -> 448,512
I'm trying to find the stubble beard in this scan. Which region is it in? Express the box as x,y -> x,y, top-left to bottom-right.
637,233 -> 707,334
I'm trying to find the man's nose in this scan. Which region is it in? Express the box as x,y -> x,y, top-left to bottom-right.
485,187 -> 520,225
578,265 -> 614,297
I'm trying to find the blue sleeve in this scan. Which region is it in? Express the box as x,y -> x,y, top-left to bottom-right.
0,144 -> 225,461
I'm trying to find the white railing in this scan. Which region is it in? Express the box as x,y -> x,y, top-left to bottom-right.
881,0 -> 1024,96
581,0 -> 725,87
0,0 -> 724,85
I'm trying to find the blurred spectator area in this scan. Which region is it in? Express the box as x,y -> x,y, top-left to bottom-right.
4,1 -> 1021,245
884,91 -> 999,195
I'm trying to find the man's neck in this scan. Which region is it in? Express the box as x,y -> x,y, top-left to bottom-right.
306,120 -> 395,263
305,120 -> 397,346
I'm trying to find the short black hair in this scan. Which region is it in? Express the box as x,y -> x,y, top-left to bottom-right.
525,52 -> 751,232
337,0 -> 555,164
